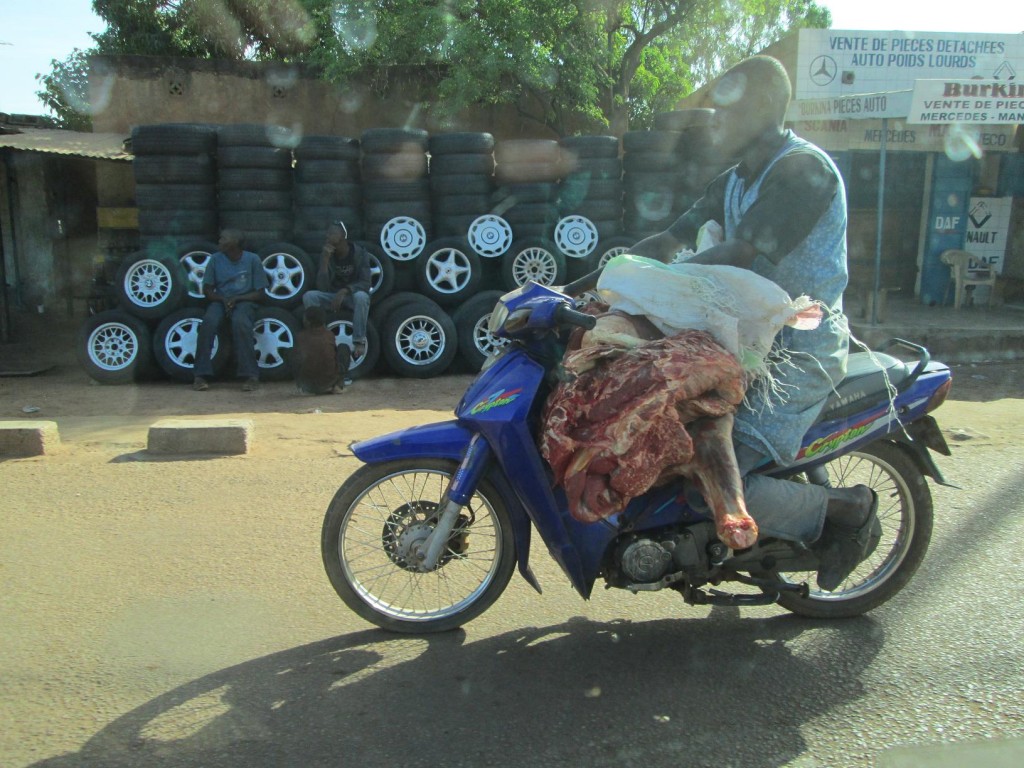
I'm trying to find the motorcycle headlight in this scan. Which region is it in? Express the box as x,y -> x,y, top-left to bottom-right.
487,302 -> 509,334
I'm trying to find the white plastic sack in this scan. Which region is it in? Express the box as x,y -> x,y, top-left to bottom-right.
596,254 -> 820,375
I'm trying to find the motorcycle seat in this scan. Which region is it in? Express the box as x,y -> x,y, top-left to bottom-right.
818,351 -> 910,422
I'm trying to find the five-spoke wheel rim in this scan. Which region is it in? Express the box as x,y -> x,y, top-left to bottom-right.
424,244 -> 474,296
262,252 -> 308,302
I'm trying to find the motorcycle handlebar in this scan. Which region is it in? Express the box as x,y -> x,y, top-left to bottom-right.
555,303 -> 597,330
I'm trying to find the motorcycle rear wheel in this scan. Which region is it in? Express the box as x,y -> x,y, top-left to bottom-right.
773,441 -> 933,618
322,459 -> 516,633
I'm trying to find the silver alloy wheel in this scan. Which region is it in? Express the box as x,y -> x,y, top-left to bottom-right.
179,250 -> 211,299
380,216 -> 426,261
470,313 -> 508,358
424,243 -> 474,296
392,314 -> 447,367
161,316 -> 218,369
467,215 -> 513,258
367,251 -> 383,294
253,315 -> 295,370
337,467 -> 504,623
510,244 -> 559,286
597,244 -> 630,269
262,252 -> 308,302
123,258 -> 173,309
86,321 -> 140,371
554,215 -> 599,258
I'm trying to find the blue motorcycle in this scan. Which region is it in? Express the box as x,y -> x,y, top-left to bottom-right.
321,281 -> 954,633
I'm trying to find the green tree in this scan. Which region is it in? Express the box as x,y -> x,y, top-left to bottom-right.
39,0 -> 829,133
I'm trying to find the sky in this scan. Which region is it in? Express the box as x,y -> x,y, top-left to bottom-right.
1,1 -> 1023,117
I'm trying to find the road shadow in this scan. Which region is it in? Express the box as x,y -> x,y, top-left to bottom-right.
31,614 -> 883,768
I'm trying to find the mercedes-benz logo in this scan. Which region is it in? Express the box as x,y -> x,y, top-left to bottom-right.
810,55 -> 837,86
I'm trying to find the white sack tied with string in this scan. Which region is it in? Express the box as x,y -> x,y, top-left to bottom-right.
596,254 -> 823,382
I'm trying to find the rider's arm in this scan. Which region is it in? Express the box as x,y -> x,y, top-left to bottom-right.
632,170 -> 730,263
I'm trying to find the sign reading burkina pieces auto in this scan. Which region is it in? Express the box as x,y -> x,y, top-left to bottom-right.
906,80 -> 1024,125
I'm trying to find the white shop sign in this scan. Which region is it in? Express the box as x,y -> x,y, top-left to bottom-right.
906,79 -> 1024,124
793,29 -> 1024,100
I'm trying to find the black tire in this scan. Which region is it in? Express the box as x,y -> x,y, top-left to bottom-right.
135,184 -> 216,210
492,183 -> 558,205
361,153 -> 428,180
321,458 -> 516,633
294,183 -> 362,206
622,130 -> 682,154
217,123 -> 300,148
219,211 -> 293,233
368,290 -> 424,330
589,235 -> 637,270
561,157 -> 622,180
623,152 -> 680,174
294,135 -> 361,161
294,159 -> 361,183
217,189 -> 293,211
77,310 -> 154,384
138,209 -> 218,234
252,306 -> 301,381
494,139 -> 561,164
216,145 -> 292,169
153,307 -> 230,381
494,161 -> 562,185
559,178 -> 622,208
432,194 -> 493,217
360,241 -> 395,298
415,237 -> 483,306
217,167 -> 292,190
362,180 -> 430,203
653,108 -> 715,131
773,442 -> 934,618
133,155 -> 215,184
130,124 -> 218,155
563,199 -> 623,222
560,134 -> 620,159
501,238 -> 565,289
115,251 -> 186,320
452,290 -> 507,371
430,174 -> 494,196
429,154 -> 494,176
258,243 -> 314,309
360,127 -> 429,153
381,296 -> 457,378
429,132 -> 495,155
325,314 -> 381,379
175,240 -> 218,301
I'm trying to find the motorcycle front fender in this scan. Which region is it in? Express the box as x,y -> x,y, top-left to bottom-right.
351,420 -> 543,594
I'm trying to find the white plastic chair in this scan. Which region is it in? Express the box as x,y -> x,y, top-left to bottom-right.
940,250 -> 997,309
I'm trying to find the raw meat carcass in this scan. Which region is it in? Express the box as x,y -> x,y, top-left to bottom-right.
540,310 -> 759,550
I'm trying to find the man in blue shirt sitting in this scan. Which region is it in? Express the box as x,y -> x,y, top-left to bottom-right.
193,229 -> 269,392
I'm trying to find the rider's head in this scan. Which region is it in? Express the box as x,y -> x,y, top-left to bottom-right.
709,56 -> 791,157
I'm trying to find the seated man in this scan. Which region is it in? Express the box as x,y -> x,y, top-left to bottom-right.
630,55 -> 878,591
193,229 -> 268,392
301,221 -> 371,361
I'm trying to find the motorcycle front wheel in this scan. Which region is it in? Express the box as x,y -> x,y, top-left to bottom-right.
772,441 -> 934,618
321,459 -> 516,633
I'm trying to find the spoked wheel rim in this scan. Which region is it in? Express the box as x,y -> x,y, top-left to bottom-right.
392,314 -> 448,367
87,322 -> 140,371
380,217 -> 427,261
510,245 -> 560,286
338,468 -> 504,622
253,317 -> 295,370
424,243 -> 474,296
597,244 -> 629,269
467,215 -> 513,258
162,317 -> 219,368
179,251 -> 211,300
262,252 -> 308,302
781,449 -> 916,599
123,259 -> 174,309
471,314 -> 508,358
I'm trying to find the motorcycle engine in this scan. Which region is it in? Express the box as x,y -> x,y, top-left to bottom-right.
619,538 -> 673,583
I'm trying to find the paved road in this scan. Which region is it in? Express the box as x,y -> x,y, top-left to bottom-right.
2,403 -> 1023,768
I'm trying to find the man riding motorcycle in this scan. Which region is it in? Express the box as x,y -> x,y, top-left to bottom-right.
628,55 -> 879,591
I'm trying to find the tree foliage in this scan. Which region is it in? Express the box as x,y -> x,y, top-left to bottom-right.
39,0 -> 830,133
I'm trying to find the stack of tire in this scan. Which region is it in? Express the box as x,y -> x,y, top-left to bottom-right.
556,135 -> 631,280
622,129 -> 685,241
653,108 -> 723,207
292,134 -> 364,255
360,128 -> 432,287
79,124 -> 219,385
492,139 -> 565,290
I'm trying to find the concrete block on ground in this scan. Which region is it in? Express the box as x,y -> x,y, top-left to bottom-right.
147,419 -> 254,455
0,421 -> 60,457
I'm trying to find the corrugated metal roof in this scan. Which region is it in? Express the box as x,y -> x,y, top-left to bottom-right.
0,127 -> 132,161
